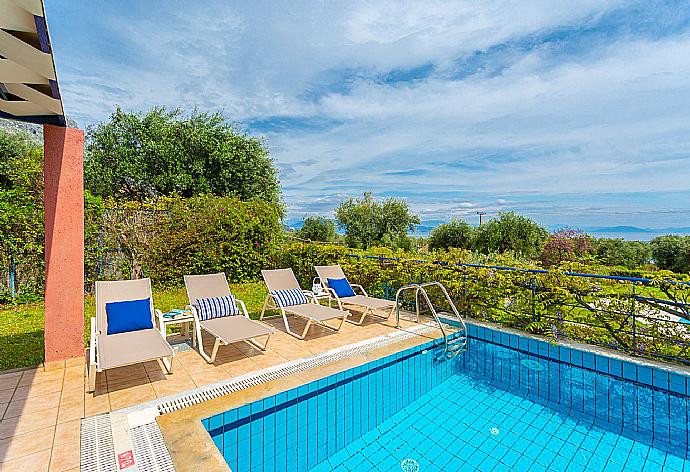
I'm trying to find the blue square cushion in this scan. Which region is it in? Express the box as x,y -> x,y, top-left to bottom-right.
105,297 -> 153,335
327,278 -> 356,298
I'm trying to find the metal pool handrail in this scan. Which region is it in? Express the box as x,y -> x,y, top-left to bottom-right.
395,281 -> 467,356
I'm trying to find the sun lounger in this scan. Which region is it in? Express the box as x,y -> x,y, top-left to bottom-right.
184,273 -> 273,363
260,268 -> 347,339
314,264 -> 397,325
88,278 -> 174,392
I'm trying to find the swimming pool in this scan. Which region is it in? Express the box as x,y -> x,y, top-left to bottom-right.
203,324 -> 690,471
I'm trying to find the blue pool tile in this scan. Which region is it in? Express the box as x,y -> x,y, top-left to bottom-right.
518,336 -> 529,351
668,373 -> 687,395
595,355 -> 609,374
548,343 -> 559,360
203,330 -> 690,472
608,359 -> 623,377
622,362 -> 637,381
582,352 -> 595,370
652,369 -> 669,390
570,350 -> 583,367
637,366 -> 652,385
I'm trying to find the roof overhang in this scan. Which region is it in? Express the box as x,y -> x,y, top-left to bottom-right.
0,0 -> 65,126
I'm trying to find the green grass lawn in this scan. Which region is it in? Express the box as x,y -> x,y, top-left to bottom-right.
0,282 -> 270,372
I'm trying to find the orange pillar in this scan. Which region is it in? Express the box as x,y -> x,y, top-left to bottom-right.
43,125 -> 85,363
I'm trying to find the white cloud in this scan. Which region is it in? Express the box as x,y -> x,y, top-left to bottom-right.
45,0 -> 690,227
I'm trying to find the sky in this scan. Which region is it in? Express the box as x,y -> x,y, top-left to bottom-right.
44,0 -> 690,229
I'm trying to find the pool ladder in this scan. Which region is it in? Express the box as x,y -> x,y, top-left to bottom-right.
394,281 -> 468,358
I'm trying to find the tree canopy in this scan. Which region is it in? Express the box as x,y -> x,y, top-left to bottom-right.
593,238 -> 651,269
335,193 -> 420,249
428,220 -> 474,250
650,235 -> 690,274
539,229 -> 593,267
85,107 -> 281,205
296,216 -> 337,242
473,211 -> 547,259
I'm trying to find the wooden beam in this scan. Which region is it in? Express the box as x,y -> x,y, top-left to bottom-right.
0,28 -> 55,80
0,57 -> 48,83
0,0 -> 37,32
4,82 -> 62,114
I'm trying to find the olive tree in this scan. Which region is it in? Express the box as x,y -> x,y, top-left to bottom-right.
85,107 -> 281,205
335,193 -> 420,249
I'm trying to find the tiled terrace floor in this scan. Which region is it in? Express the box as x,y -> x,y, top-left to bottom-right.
0,314 -> 430,472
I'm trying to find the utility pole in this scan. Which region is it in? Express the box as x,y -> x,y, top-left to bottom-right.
476,211 -> 487,226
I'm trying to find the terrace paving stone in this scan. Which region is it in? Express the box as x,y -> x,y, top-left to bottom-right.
48,441 -> 80,472
0,408 -> 58,439
4,391 -> 61,418
53,419 -> 81,447
0,449 -> 51,472
0,426 -> 55,462
0,391 -> 13,405
56,401 -> 84,424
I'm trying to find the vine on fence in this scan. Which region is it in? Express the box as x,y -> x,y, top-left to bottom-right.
273,242 -> 690,366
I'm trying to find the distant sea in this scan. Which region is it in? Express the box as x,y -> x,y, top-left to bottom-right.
287,219 -> 690,242
411,224 -> 690,241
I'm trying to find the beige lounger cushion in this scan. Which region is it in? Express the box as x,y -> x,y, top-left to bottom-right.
286,303 -> 346,322
200,316 -> 272,343
340,295 -> 395,310
97,329 -> 174,370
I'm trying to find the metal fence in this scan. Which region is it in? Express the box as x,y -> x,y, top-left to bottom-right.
344,253 -> 690,366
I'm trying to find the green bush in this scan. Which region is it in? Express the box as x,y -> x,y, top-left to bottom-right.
146,195 -> 282,284
474,212 -> 547,259
0,129 -> 44,301
650,235 -> 690,274
296,216 -> 337,242
594,238 -> 652,269
428,220 -> 474,250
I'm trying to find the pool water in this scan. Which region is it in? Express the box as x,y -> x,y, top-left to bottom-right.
313,373 -> 682,471
204,327 -> 690,472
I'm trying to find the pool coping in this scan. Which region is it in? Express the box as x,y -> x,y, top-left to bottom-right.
155,326 -> 446,472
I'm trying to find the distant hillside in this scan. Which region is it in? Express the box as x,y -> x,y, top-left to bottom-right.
0,117 -> 79,144
0,118 -> 43,142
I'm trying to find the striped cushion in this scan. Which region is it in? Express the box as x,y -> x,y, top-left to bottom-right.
194,296 -> 240,321
270,288 -> 309,307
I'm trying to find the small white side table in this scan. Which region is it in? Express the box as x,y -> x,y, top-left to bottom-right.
157,309 -> 196,346
310,291 -> 333,307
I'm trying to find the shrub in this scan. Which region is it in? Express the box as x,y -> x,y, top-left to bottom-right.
473,212 -> 547,259
539,229 -> 594,267
650,235 -> 690,274
146,195 -> 282,284
296,216 -> 337,242
0,129 -> 44,300
593,238 -> 651,269
428,220 -> 474,250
